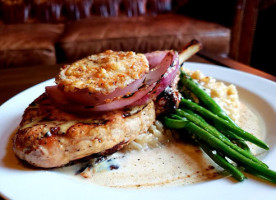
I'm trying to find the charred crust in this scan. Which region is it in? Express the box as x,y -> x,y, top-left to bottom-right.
137,84 -> 146,90
99,140 -> 128,156
154,71 -> 181,116
39,115 -> 53,122
81,119 -> 110,126
44,131 -> 52,137
122,112 -> 131,118
181,39 -> 201,51
122,92 -> 135,98
122,105 -> 146,118
50,127 -> 60,135
85,105 -> 94,109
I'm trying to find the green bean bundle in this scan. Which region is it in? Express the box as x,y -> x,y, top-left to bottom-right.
162,70 -> 276,183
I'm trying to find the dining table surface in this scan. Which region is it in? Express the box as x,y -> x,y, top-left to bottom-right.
1,53 -> 275,106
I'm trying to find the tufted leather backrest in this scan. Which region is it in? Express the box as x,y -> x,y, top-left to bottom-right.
0,0 -> 189,23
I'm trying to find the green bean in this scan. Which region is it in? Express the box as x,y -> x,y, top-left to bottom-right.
183,109 -> 249,149
188,109 -> 250,151
244,168 -> 276,184
163,70 -> 274,183
198,140 -> 245,182
176,109 -> 268,167
181,108 -> 206,122
180,98 -> 269,150
181,71 -> 252,151
162,117 -> 276,183
180,70 -> 234,123
170,114 -> 184,120
219,129 -> 251,152
178,82 -> 198,102
185,122 -> 276,182
180,71 -> 252,151
163,117 -> 188,129
176,109 -> 225,140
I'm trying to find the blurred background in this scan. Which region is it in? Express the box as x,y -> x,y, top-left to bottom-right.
0,0 -> 275,75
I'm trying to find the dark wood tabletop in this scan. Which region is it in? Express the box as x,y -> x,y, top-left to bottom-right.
0,54 -> 275,106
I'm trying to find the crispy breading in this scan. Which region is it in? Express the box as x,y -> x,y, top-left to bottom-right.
57,50 -> 149,94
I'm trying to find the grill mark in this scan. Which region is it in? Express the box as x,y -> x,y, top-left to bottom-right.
122,104 -> 146,118
122,108 -> 142,118
122,92 -> 135,98
122,112 -> 132,118
40,115 -> 54,122
85,105 -> 94,109
100,140 -> 129,156
138,84 -> 146,90
80,119 -> 110,126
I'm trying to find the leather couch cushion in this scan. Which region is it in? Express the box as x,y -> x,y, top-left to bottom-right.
57,14 -> 230,62
0,24 -> 64,68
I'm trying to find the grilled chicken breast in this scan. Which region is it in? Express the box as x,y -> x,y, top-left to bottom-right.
12,49 -> 181,168
13,93 -> 155,168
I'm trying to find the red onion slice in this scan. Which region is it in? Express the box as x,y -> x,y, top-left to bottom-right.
145,51 -> 168,69
130,52 -> 179,106
83,83 -> 156,112
60,74 -> 146,106
46,83 -> 156,113
88,51 -> 178,111
144,51 -> 174,85
46,85 -> 72,105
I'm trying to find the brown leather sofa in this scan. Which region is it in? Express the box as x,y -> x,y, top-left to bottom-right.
0,0 -> 231,68
0,23 -> 64,67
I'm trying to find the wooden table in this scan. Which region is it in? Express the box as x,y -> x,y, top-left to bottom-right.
0,54 -> 275,106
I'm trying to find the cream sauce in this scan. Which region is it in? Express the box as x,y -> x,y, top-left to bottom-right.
53,102 -> 266,188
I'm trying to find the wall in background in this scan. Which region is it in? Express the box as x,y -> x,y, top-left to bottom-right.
251,3 -> 276,76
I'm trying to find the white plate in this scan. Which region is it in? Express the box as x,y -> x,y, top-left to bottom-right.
1,62 -> 276,200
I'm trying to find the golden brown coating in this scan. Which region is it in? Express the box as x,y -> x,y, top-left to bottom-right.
56,50 -> 149,94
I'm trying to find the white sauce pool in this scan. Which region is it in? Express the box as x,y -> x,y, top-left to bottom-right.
53,102 -> 266,188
